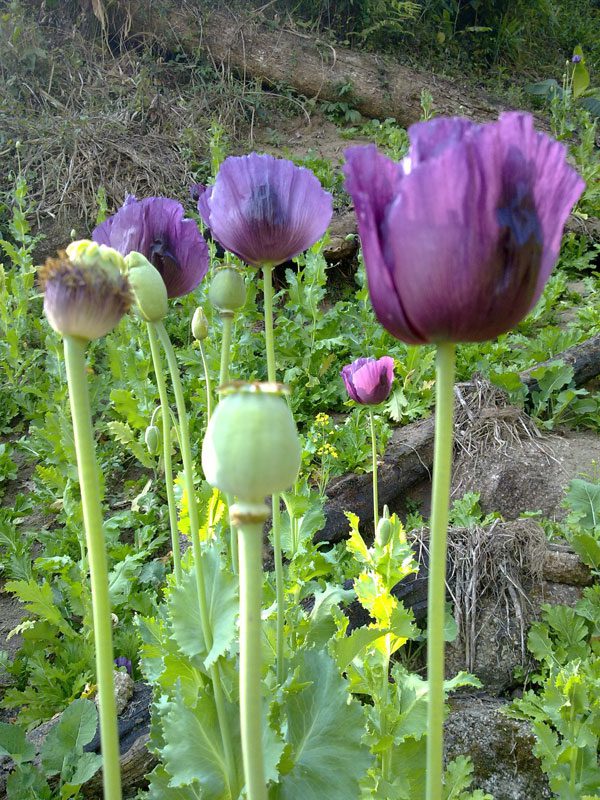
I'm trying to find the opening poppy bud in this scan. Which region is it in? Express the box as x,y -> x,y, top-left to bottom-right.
40,241 -> 132,341
124,252 -> 169,322
202,382 -> 301,504
191,307 -> 209,341
208,267 -> 246,314
144,425 -> 160,455
375,517 -> 392,547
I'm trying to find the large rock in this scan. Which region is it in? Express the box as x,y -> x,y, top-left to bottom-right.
444,696 -> 551,800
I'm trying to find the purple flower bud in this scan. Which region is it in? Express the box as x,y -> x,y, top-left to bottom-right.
343,113 -> 584,344
341,356 -> 395,405
196,153 -> 333,267
572,54 -> 582,63
114,656 -> 132,676
39,243 -> 132,341
93,196 -> 209,298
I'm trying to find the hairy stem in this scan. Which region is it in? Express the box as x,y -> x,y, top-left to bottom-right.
63,335 -> 122,800
147,322 -> 182,584
155,320 -> 237,793
198,340 -> 213,422
238,517 -> 268,800
369,408 -> 379,533
425,342 -> 456,800
262,265 -> 285,684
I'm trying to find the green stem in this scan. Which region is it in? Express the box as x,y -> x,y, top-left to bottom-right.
219,312 -> 238,573
369,408 -> 379,533
147,323 -> 182,584
63,336 -> 122,800
219,312 -> 234,386
262,265 -> 285,685
198,340 -> 213,422
425,342 -> 456,800
154,321 -> 237,793
237,516 -> 268,800
380,645 -> 392,783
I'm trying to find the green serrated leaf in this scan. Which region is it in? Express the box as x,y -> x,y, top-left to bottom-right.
571,532 -> 600,570
169,546 -> 238,669
146,766 -> 203,799
0,721 -> 36,763
4,579 -> 75,638
41,699 -> 98,777
68,750 -> 102,785
565,478 -> 600,529
330,626 -> 385,670
272,650 -> 371,800
305,585 -> 354,648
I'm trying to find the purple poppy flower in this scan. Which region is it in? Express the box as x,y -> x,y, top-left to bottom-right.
40,241 -> 132,341
114,656 -> 132,676
572,54 -> 582,63
343,112 -> 584,344
93,196 -> 208,298
195,153 -> 333,267
341,356 -> 395,405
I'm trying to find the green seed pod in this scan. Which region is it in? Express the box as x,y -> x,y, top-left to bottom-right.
202,382 -> 301,503
124,252 -> 169,322
191,307 -> 209,341
375,517 -> 392,547
208,267 -> 246,313
145,425 -> 160,455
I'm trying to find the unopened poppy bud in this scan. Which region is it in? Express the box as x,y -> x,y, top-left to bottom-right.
191,307 -> 209,341
375,517 -> 392,547
40,241 -> 131,341
124,252 -> 169,322
208,267 -> 246,313
202,382 -> 301,504
145,425 -> 160,455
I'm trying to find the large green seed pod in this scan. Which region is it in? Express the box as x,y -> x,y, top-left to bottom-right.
202,382 -> 301,503
124,252 -> 169,322
208,267 -> 246,313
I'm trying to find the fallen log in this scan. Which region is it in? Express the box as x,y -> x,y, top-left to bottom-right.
128,4 -> 527,129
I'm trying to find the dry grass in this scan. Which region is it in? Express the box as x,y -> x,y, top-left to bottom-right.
0,1 -> 265,242
452,376 -> 557,497
412,519 -> 546,673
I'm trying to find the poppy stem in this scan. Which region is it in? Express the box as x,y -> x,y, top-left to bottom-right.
262,264 -> 285,685
198,340 -> 213,422
425,341 -> 456,800
235,505 -> 269,800
218,311 -> 239,573
63,335 -> 122,800
154,320 -> 238,794
147,322 -> 182,584
369,408 -> 379,532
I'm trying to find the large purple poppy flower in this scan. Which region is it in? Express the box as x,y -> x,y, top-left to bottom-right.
196,153 -> 333,267
341,356 -> 395,405
343,112 -> 585,344
93,196 -> 208,298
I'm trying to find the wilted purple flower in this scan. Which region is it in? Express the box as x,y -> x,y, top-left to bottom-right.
40,242 -> 132,341
195,153 -> 333,267
343,112 -> 584,344
114,656 -> 132,676
341,356 -> 395,405
572,54 -> 582,63
93,196 -> 208,298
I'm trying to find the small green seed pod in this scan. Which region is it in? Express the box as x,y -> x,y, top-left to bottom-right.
208,267 -> 246,314
191,307 -> 209,341
144,425 -> 160,455
375,517 -> 392,547
124,252 -> 169,323
202,382 -> 301,503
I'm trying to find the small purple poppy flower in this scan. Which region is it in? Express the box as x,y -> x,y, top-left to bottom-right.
93,196 -> 209,298
343,112 -> 584,344
114,656 -> 132,676
341,356 -> 395,405
196,153 -> 333,267
572,54 -> 582,63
